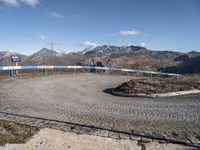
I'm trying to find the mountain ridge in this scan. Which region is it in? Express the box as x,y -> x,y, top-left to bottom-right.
0,46 -> 200,73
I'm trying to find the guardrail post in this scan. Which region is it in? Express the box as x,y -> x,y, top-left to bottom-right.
43,68 -> 47,74
16,69 -> 18,76
9,70 -> 14,76
101,69 -> 103,75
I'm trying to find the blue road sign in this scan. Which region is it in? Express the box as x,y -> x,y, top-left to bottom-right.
11,55 -> 21,63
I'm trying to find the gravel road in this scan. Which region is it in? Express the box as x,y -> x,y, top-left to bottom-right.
0,74 -> 200,144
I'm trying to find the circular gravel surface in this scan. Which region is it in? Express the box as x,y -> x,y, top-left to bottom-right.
0,74 -> 200,142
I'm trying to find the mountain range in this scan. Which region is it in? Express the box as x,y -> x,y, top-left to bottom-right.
0,46 -> 200,74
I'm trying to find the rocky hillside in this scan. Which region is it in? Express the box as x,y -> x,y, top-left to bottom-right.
0,46 -> 200,74
22,48 -> 61,65
163,51 -> 200,73
78,45 -> 200,73
22,48 -> 84,66
79,46 -> 184,71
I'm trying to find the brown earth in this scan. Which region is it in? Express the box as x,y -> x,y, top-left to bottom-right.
0,120 -> 38,146
115,76 -> 200,94
0,128 -> 194,150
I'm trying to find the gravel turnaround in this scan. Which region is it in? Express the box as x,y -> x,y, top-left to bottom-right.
0,74 -> 200,144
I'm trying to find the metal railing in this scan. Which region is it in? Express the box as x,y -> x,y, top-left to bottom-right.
0,65 -> 179,77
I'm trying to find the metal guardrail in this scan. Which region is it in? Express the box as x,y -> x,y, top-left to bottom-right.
0,65 -> 179,77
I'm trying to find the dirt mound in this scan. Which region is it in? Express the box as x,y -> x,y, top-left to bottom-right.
115,76 -> 200,94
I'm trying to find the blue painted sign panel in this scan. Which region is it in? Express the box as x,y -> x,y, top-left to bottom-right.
11,55 -> 21,63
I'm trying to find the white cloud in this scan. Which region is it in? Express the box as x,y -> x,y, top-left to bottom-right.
0,0 -> 19,7
49,12 -> 65,19
38,35 -> 46,41
119,29 -> 141,36
0,0 -> 39,7
140,42 -> 146,47
79,41 -> 99,48
75,14 -> 87,20
27,34 -> 46,42
20,0 -> 39,7
108,28 -> 141,37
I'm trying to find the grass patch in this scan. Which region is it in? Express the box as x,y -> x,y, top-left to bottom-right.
0,119 -> 39,146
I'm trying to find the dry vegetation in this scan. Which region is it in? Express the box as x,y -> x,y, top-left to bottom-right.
0,71 -> 145,80
0,76 -> 8,80
115,76 -> 200,94
0,120 -> 38,146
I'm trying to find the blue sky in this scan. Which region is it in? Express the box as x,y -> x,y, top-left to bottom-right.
0,0 -> 200,55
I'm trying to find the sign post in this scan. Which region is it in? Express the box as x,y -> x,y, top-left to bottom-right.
11,55 -> 21,76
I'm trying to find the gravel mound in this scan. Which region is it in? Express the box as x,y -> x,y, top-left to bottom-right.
115,76 -> 200,94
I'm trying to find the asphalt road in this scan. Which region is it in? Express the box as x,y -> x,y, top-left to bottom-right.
0,74 -> 200,143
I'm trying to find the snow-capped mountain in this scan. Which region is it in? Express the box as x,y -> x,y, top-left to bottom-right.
80,45 -> 148,55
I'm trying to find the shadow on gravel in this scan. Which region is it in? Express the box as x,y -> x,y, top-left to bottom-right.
103,88 -> 126,97
103,88 -> 134,97
103,88 -> 115,95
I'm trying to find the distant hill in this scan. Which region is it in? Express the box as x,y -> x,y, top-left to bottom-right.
22,48 -> 84,66
164,51 -> 200,73
0,46 -> 200,74
22,48 -> 61,65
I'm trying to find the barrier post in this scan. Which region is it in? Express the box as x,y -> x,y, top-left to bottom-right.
15,62 -> 18,76
43,68 -> 47,74
9,70 -> 14,76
